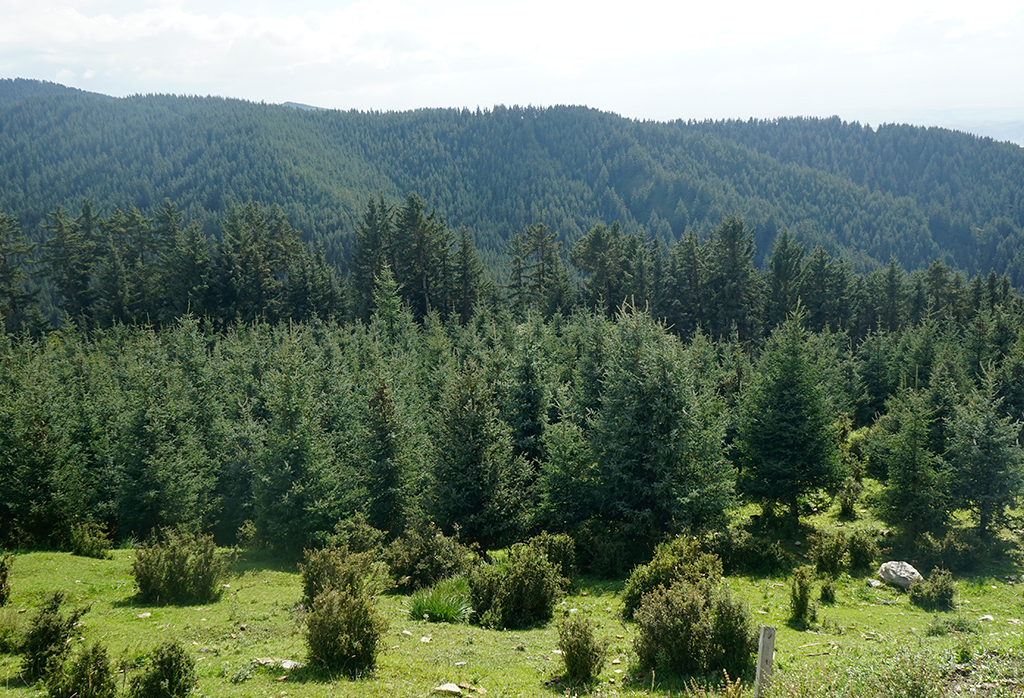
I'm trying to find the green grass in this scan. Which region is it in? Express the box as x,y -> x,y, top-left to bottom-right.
0,511 -> 1022,697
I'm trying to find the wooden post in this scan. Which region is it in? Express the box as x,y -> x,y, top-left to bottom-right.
754,625 -> 775,698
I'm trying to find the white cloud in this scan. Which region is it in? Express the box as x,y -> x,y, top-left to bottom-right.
1,0 -> 1021,120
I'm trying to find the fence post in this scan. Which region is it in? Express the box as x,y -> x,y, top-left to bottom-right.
754,625 -> 775,698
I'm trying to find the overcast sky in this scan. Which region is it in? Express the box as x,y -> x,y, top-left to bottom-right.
2,0 -> 1022,133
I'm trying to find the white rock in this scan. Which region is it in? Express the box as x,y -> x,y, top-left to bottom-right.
434,683 -> 462,695
878,561 -> 923,589
980,615 -> 994,622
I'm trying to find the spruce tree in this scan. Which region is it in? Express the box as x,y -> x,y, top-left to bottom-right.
737,310 -> 840,520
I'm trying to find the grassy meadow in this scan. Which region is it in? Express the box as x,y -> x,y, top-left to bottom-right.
1,508 -> 1023,697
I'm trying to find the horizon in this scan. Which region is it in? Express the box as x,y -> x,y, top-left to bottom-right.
1,2 -> 1021,144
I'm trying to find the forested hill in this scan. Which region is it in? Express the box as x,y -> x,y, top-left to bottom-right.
2,78 -> 1023,280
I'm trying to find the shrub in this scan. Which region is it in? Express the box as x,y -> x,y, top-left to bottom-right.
819,577 -> 836,604
709,586 -> 758,678
909,568 -> 956,611
68,523 -> 112,560
47,641 -> 116,698
632,581 -> 756,677
300,546 -> 390,607
621,536 -> 722,620
847,530 -> 879,572
809,529 -> 846,576
571,520 -> 636,577
385,523 -> 477,592
408,576 -> 472,624
528,531 -> 577,581
0,551 -> 12,606
707,528 -> 789,576
127,640 -> 197,698
916,530 -> 983,573
306,587 -> 388,676
327,514 -> 386,553
926,614 -> 978,636
557,611 -> 608,685
132,527 -> 226,604
469,541 -> 566,629
20,591 -> 89,682
836,476 -> 863,519
789,567 -> 816,628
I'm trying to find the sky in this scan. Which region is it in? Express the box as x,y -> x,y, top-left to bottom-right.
1,0 -> 1022,138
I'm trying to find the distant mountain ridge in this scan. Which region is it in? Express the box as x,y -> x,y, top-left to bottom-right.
1,79 -> 1022,282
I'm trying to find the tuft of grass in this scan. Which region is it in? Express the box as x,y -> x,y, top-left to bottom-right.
407,575 -> 472,624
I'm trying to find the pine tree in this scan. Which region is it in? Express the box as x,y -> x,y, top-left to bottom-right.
946,382 -> 1024,535
872,388 -> 949,537
737,310 -> 840,520
0,212 -> 41,334
429,360 -> 526,551
593,308 -> 733,542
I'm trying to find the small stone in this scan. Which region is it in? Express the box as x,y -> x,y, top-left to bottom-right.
611,659 -> 621,665
279,659 -> 304,670
980,615 -> 995,622
421,636 -> 432,643
434,683 -> 462,695
136,612 -> 151,619
230,634 -> 237,639
455,661 -> 467,666
403,630 -> 413,636
867,579 -> 883,588
551,649 -> 562,655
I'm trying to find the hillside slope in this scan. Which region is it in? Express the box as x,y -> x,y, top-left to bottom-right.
1,80 -> 1022,279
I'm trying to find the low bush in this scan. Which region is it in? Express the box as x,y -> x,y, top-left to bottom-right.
789,567 -> 816,628
126,640 -> 197,698
408,576 -> 472,623
469,541 -> 566,629
916,530 -> 983,573
809,529 -> 847,576
132,527 -> 226,604
706,528 -> 789,576
0,551 -> 12,606
926,614 -> 979,636
621,536 -> 723,620
47,641 -> 116,698
557,611 -> 608,685
527,531 -> 577,581
632,580 -> 756,677
306,587 -> 388,676
68,522 -> 112,560
20,591 -> 89,682
909,568 -> 956,611
570,520 -> 636,577
327,513 -> 386,553
385,523 -> 477,592
847,529 -> 879,572
300,546 -> 390,607
836,476 -> 863,519
820,577 -> 836,604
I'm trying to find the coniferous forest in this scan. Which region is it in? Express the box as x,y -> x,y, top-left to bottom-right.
1,77 -> 1024,571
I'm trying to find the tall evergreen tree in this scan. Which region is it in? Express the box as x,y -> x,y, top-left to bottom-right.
702,216 -> 762,341
737,310 -> 840,520
0,212 -> 41,334
946,383 -> 1024,535
592,308 -> 733,543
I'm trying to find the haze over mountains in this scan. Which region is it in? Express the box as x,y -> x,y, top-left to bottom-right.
2,78 -> 1023,283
